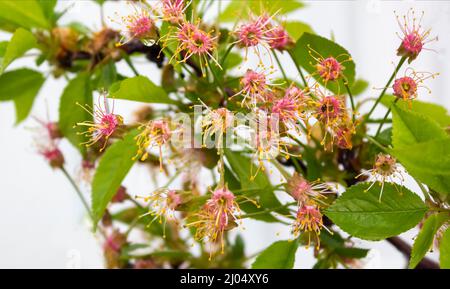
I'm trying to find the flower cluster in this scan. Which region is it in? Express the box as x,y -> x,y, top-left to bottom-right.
28,0 -> 444,269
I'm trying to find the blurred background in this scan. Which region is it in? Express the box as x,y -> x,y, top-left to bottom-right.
0,0 -> 449,268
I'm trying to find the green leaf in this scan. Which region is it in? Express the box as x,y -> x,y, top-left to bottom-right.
109,76 -> 175,104
440,227 -> 450,269
37,0 -> 57,21
224,149 -> 285,222
291,32 -> 355,94
1,28 -> 37,74
392,139 -> 450,175
91,130 -> 139,227
391,105 -> 448,148
92,60 -> 118,90
251,240 -> 298,269
284,21 -> 313,41
0,68 -> 45,123
351,79 -> 369,96
58,72 -> 93,154
390,105 -> 450,194
220,0 -> 305,22
0,0 -> 50,29
409,212 -> 450,269
325,183 -> 427,240
382,95 -> 450,127
320,231 -> 369,259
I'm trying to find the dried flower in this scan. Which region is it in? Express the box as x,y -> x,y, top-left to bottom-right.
137,188 -> 183,237
356,154 -> 404,201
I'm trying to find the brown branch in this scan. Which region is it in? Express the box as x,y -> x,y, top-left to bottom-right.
387,236 -> 440,269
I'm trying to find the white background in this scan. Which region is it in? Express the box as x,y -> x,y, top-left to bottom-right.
0,0 -> 449,268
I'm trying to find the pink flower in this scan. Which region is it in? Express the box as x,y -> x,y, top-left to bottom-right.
315,95 -> 344,124
164,21 -> 220,77
392,68 -> 438,107
233,69 -> 280,107
292,202 -> 325,249
396,9 -> 437,62
316,57 -> 343,82
271,85 -> 308,135
40,147 -> 65,168
161,0 -> 187,24
266,25 -> 293,50
113,5 -> 157,46
76,95 -> 124,152
134,119 -> 172,171
32,116 -> 65,168
286,173 -> 333,206
185,186 -> 254,259
233,13 -> 281,60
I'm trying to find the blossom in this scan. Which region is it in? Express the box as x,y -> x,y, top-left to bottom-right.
266,25 -> 293,51
271,85 -> 308,135
164,21 -> 220,77
134,119 -> 172,171
185,186 -> 254,259
32,116 -> 65,168
392,68 -> 438,107
291,202 -> 325,249
333,121 -> 356,150
308,45 -> 351,85
395,9 -> 437,62
137,188 -> 183,237
232,68 -> 280,108
356,154 -> 404,201
309,87 -> 353,150
161,0 -> 188,24
202,107 -> 234,148
76,95 -> 124,152
32,116 -> 62,140
286,173 -> 333,206
112,4 -> 157,46
39,146 -> 65,168
233,13 -> 284,61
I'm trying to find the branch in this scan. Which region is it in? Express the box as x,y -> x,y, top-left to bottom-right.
387,236 -> 440,269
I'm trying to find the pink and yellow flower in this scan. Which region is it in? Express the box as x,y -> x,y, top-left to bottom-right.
392,68 -> 438,107
163,21 -> 220,77
112,4 -> 157,46
286,173 -> 333,206
292,202 -> 327,249
356,153 -> 404,201
137,188 -> 183,237
134,119 -> 172,171
186,186 -> 257,259
395,9 -> 437,62
76,95 -> 124,152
